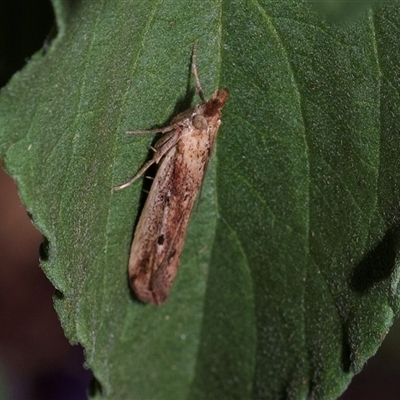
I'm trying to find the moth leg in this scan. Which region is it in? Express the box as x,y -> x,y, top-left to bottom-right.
152,124 -> 184,150
126,125 -> 175,135
192,41 -> 206,102
113,129 -> 181,192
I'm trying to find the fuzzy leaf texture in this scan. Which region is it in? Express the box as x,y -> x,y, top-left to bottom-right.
1,1 -> 400,399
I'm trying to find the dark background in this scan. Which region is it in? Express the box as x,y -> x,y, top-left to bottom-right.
0,1 -> 399,399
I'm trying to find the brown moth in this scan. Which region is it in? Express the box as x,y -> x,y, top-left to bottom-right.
113,43 -> 229,305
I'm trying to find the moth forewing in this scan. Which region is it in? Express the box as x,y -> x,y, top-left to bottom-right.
114,46 -> 229,305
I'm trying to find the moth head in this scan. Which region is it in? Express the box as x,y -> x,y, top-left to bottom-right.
203,88 -> 229,118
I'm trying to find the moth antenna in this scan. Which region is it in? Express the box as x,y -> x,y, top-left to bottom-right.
192,41 -> 206,102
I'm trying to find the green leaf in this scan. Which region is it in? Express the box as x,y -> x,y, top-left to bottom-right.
1,1 -> 400,399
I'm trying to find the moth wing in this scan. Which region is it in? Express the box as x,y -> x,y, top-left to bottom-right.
149,211 -> 192,304
128,146 -> 179,304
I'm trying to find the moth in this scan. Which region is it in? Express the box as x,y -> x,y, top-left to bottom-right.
114,43 -> 229,305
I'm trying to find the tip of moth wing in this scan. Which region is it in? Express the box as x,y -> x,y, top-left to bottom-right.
152,290 -> 168,305
131,275 -> 155,305
131,274 -> 168,305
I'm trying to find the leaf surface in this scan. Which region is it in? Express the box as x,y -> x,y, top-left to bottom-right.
1,1 -> 400,399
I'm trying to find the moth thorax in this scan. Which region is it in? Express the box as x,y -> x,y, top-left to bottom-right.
192,114 -> 208,130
